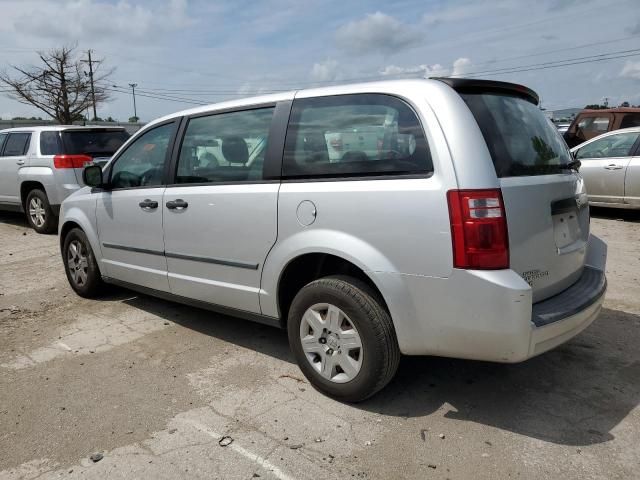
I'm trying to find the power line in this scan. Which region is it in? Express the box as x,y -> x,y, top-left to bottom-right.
105,87 -> 208,106
131,34 -> 639,93
104,47 -> 640,109
451,48 -> 640,77
107,87 -> 206,105
134,86 -> 289,95
466,34 -> 640,69
124,43 -> 640,93
454,51 -> 640,78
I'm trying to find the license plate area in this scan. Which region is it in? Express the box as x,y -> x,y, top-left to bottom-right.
551,197 -> 584,253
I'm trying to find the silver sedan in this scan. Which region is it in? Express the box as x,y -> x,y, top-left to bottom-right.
571,126 -> 640,209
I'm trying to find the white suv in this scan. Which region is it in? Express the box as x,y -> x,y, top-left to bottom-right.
0,125 -> 129,232
59,78 -> 607,401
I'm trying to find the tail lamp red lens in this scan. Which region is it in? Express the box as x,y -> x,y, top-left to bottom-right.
53,154 -> 93,169
447,189 -> 509,269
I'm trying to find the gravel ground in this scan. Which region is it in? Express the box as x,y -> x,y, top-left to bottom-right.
1,207 -> 639,480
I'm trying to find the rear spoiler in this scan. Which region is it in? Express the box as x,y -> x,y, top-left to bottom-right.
432,77 -> 539,106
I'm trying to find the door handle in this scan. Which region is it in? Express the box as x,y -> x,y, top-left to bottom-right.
604,164 -> 623,170
16,160 -> 25,165
139,199 -> 159,209
166,199 -> 188,210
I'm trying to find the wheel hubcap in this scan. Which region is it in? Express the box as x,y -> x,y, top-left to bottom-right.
67,240 -> 89,286
299,303 -> 363,383
28,198 -> 46,227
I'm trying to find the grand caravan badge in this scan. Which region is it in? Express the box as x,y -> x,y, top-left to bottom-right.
521,269 -> 550,286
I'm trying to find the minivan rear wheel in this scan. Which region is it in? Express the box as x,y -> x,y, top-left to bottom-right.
25,189 -> 56,234
63,228 -> 104,298
287,275 -> 400,402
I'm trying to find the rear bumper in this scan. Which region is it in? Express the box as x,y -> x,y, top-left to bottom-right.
528,235 -> 607,358
529,292 -> 603,357
370,234 -> 607,361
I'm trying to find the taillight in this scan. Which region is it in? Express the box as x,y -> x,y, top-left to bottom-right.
447,189 -> 509,270
330,137 -> 342,150
53,154 -> 93,169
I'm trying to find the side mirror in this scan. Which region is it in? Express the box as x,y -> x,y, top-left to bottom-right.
83,165 -> 105,188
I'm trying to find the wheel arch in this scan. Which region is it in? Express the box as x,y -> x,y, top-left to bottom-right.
20,180 -> 47,210
59,220 -> 82,252
274,252 -> 390,329
58,207 -> 102,266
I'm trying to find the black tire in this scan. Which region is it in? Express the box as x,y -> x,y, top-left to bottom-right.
287,275 -> 400,402
62,227 -> 105,298
25,189 -> 57,234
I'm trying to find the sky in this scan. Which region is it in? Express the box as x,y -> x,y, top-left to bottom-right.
0,0 -> 639,122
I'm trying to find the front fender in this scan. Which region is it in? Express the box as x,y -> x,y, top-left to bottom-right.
59,195 -> 101,265
260,228 -> 398,319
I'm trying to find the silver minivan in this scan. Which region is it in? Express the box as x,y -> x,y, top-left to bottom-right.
0,126 -> 129,233
59,78 -> 607,401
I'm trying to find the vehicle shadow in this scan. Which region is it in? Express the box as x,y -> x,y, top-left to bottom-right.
0,211 -> 28,228
118,292 -> 639,447
365,306 -> 640,446
590,206 -> 640,223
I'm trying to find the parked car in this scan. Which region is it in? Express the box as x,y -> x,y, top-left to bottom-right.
0,126 -> 130,233
564,107 -> 640,148
571,127 -> 640,209
59,78 -> 607,401
555,122 -> 570,134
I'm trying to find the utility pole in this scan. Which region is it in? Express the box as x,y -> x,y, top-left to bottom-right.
81,49 -> 98,120
129,83 -> 138,120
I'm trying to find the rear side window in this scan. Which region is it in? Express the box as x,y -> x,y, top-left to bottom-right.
461,93 -> 572,177
283,94 -> 432,179
0,133 -> 7,153
575,132 -> 640,159
176,107 -> 275,184
61,130 -> 129,156
577,116 -> 611,133
40,131 -> 63,155
2,133 -> 31,156
619,114 -> 640,129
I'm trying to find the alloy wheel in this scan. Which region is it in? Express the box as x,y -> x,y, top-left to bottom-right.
67,240 -> 89,286
28,197 -> 46,228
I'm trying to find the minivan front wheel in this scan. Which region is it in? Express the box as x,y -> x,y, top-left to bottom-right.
63,228 -> 104,298
25,189 -> 56,234
288,276 -> 400,402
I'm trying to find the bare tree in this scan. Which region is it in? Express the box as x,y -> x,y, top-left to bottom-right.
0,45 -> 113,124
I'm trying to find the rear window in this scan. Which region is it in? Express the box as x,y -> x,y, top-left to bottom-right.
59,130 -> 129,156
461,93 -> 572,177
40,131 -> 63,155
283,94 -> 432,179
620,114 -> 640,129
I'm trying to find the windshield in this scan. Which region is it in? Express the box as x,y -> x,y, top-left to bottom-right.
61,130 -> 130,156
460,93 -> 572,177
